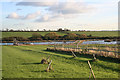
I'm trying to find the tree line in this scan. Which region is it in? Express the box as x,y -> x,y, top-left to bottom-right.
1,28 -> 71,32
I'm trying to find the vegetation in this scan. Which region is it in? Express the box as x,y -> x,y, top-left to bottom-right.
63,33 -> 78,40
2,31 -> 119,38
2,37 -> 28,41
2,45 -> 119,78
44,32 -> 60,40
1,31 -> 119,42
1,32 -> 66,38
68,31 -> 119,37
29,33 -> 43,41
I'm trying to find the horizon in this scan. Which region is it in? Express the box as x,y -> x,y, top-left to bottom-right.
0,0 -> 119,31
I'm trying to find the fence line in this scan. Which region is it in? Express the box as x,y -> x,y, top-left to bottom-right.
48,40 -> 119,58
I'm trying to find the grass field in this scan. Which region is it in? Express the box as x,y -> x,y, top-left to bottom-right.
2,45 -> 119,78
1,32 -> 66,38
68,31 -> 119,37
2,31 -> 119,38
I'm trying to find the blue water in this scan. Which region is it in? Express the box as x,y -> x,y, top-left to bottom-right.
0,40 -> 119,45
0,41 -> 74,45
82,40 -> 119,45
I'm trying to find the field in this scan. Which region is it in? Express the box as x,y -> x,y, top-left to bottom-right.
1,31 -> 119,38
2,45 -> 119,78
1,32 -> 66,38
68,31 -> 119,37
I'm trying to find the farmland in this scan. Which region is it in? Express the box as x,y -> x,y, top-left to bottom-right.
2,45 -> 119,78
68,31 -> 119,37
1,32 -> 66,38
1,31 -> 119,38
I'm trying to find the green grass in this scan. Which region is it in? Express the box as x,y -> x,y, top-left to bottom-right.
68,31 -> 119,37
2,45 -> 120,78
2,31 -> 119,38
2,45 -> 119,78
2,32 -> 66,38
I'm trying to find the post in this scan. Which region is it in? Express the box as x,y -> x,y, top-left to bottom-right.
93,54 -> 96,60
46,60 -> 52,72
71,50 -> 77,58
88,61 -> 96,80
46,55 -> 52,61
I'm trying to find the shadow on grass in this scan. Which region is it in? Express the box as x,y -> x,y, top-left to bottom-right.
91,61 -> 120,73
44,50 -> 120,72
44,50 -> 120,63
22,50 -> 33,51
22,62 -> 41,65
31,70 -> 53,73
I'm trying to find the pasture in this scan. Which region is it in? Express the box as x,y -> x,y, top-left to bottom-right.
68,31 -> 119,37
1,32 -> 66,38
2,31 -> 119,38
2,45 -> 119,78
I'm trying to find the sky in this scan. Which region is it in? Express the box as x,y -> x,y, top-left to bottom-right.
0,0 -> 119,31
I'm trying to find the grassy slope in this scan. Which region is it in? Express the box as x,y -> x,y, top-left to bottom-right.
2,32 -> 66,38
2,31 -> 119,38
2,45 -> 119,78
68,31 -> 118,37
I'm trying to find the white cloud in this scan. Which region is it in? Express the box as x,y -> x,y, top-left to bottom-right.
36,14 -> 51,22
48,2 -> 93,15
17,0 -> 93,15
15,0 -> 94,22
24,11 -> 41,19
7,0 -> 94,22
6,11 -> 41,20
6,12 -> 20,19
16,0 -> 58,7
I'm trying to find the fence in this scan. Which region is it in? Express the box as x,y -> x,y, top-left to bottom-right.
47,40 -> 120,59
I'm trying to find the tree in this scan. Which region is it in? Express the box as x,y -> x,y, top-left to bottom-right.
58,28 -> 63,32
37,29 -> 39,32
44,32 -> 60,40
6,28 -> 9,31
9,29 -> 14,32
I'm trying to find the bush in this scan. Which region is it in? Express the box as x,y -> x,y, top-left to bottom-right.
44,32 -> 60,40
88,34 -> 92,37
63,33 -> 78,40
2,37 -> 28,41
77,34 -> 87,39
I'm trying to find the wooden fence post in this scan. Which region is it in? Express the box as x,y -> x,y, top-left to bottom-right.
71,50 -> 77,58
93,54 -> 96,60
88,61 -> 96,80
46,60 -> 52,72
46,55 -> 52,61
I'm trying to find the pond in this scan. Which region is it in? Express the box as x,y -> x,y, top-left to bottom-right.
0,40 -> 119,45
82,40 -> 119,45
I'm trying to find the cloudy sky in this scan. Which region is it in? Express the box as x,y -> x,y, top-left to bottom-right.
0,0 -> 119,31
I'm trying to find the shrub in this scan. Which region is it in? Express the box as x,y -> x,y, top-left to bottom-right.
77,34 -> 87,39
44,32 -> 60,40
88,34 -> 92,37
2,37 -> 28,41
63,33 -> 78,40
